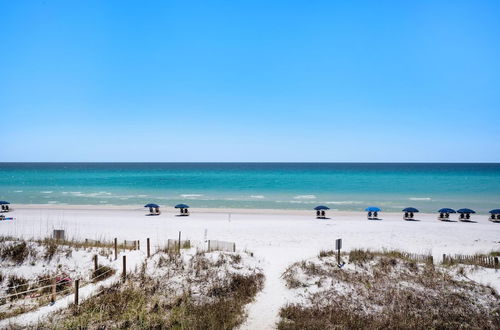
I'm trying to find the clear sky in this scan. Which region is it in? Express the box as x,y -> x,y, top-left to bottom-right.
1,0 -> 499,162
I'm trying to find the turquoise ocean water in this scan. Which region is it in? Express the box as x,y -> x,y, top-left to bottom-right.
0,163 -> 499,213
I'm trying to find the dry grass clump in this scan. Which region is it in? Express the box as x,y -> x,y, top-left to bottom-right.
38,251 -> 264,329
279,249 -> 500,330
0,242 -> 36,264
91,265 -> 115,283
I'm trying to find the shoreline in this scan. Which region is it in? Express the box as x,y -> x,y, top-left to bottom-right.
7,203 -> 494,217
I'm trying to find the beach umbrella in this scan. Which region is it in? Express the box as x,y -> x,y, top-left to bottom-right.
402,207 -> 419,213
438,208 -> 456,213
365,206 -> 381,212
144,203 -> 160,208
457,208 -> 476,214
0,201 -> 10,205
175,204 -> 190,209
314,205 -> 330,211
489,209 -> 500,214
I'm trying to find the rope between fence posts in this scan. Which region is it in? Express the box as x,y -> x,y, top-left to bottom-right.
4,273 -> 64,290
0,278 -> 72,301
89,268 -> 114,282
0,281 -> 62,300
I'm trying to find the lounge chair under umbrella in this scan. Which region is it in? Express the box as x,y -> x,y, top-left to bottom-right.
365,207 -> 381,220
402,207 -> 419,221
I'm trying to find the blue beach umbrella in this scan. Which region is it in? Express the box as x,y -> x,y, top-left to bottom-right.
144,203 -> 160,208
457,208 -> 476,214
314,205 -> 330,211
438,208 -> 456,213
402,207 -> 419,213
175,204 -> 190,209
365,206 -> 381,212
0,201 -> 10,205
489,209 -> 500,214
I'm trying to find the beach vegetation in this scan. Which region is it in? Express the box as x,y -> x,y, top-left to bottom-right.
279,249 -> 500,329
37,250 -> 264,329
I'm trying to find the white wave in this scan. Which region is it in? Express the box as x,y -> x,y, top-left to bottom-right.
293,195 -> 316,200
14,190 -> 23,193
137,194 -> 147,197
325,201 -> 363,205
181,194 -> 204,198
409,197 -> 432,201
250,195 -> 265,199
69,191 -> 113,198
41,191 -> 53,194
47,201 -> 59,204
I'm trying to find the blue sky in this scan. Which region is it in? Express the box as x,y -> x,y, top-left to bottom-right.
1,0 -> 499,162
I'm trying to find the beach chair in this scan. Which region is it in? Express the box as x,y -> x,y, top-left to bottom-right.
5,205 -> 9,212
497,214 -> 500,221
438,213 -> 445,221
465,213 -> 471,221
316,210 -> 321,219
367,211 -> 372,220
155,207 -> 160,215
149,207 -> 154,215
373,211 -> 378,219
321,210 -> 325,219
1,205 -> 4,212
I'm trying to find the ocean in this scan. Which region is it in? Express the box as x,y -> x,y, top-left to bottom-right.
0,163 -> 499,213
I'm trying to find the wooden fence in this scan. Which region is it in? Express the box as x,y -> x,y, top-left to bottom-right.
399,252 -> 434,264
442,253 -> 499,269
207,240 -> 236,252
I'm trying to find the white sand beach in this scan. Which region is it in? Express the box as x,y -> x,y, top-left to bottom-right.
1,205 -> 499,329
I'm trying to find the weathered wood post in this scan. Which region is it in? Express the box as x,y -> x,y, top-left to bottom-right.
335,238 -> 342,265
114,237 -> 118,260
495,257 -> 499,270
178,231 -> 181,253
147,238 -> 150,258
51,277 -> 56,303
93,255 -> 98,271
122,255 -> 127,282
74,279 -> 80,306
443,254 -> 446,263
233,242 -> 236,252
137,240 -> 140,250
208,240 -> 211,252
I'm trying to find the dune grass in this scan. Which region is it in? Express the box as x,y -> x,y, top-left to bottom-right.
37,251 -> 264,329
279,249 -> 500,330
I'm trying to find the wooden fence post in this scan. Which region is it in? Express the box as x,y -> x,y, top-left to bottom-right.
147,238 -> 150,258
93,255 -> 98,271
114,238 -> 118,260
443,254 -> 446,263
233,242 -> 236,252
122,255 -> 127,282
495,257 -> 499,270
74,279 -> 80,306
178,231 -> 181,253
51,277 -> 56,303
208,240 -> 211,252
137,240 -> 140,250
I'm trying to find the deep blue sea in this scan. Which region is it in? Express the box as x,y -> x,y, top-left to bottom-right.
0,163 -> 499,213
